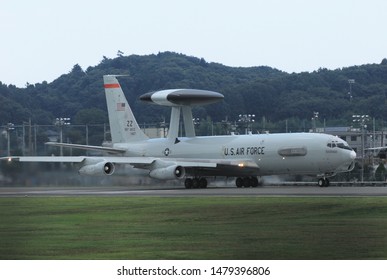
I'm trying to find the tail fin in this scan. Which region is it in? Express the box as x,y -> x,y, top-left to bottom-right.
103,75 -> 148,143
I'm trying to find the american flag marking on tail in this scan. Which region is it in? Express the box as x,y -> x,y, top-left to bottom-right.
116,103 -> 125,111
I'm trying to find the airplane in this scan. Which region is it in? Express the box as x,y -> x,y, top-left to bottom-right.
1,75 -> 356,188
366,146 -> 387,159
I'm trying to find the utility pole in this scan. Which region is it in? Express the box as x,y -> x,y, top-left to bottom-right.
6,123 -> 15,156
312,112 -> 319,132
238,114 -> 255,134
54,117 -> 71,156
353,114 -> 370,183
348,79 -> 355,102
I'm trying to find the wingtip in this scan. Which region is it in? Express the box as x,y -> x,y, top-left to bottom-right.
0,156 -> 18,162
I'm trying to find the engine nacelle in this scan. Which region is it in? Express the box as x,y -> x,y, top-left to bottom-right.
78,161 -> 115,176
149,165 -> 185,180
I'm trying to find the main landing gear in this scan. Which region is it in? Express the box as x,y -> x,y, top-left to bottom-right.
184,177 -> 208,189
184,176 -> 260,189
235,176 -> 259,188
318,178 -> 330,187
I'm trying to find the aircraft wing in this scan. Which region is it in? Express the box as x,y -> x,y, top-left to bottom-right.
2,156 -> 259,177
112,157 -> 260,177
365,146 -> 387,151
2,156 -> 87,163
45,142 -> 127,154
1,156 -> 147,164
110,157 -> 260,176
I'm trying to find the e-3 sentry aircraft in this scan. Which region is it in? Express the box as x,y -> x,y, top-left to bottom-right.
3,75 -> 356,188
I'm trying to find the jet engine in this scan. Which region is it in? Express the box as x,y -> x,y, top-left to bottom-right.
78,161 -> 115,176
149,165 -> 185,180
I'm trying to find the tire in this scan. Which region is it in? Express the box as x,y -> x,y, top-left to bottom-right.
236,177 -> 243,188
251,176 -> 259,187
192,178 -> 200,189
185,178 -> 193,189
243,177 -> 252,188
318,178 -> 330,187
199,178 -> 208,188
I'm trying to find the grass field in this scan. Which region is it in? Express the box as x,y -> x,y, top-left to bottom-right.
1,196 -> 387,259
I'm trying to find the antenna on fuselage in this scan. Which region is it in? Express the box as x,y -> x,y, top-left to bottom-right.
139,89 -> 224,141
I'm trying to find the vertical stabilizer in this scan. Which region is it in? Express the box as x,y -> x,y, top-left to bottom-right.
103,75 -> 148,143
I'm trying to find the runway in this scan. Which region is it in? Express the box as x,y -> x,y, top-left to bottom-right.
1,185 -> 387,197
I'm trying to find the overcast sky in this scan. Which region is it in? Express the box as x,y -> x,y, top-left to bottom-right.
1,0 -> 387,87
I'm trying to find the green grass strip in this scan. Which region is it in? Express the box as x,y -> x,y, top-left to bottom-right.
1,197 -> 387,259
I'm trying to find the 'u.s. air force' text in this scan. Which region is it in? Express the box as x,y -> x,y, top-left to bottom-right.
224,146 -> 265,156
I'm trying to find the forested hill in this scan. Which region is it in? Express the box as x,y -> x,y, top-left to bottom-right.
1,52 -> 387,131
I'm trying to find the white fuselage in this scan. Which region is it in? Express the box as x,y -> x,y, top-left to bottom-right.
114,132 -> 356,177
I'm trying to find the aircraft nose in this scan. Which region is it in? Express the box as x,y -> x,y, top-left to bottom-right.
350,150 -> 356,160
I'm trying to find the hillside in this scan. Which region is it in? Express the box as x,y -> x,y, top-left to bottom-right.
1,52 -> 387,132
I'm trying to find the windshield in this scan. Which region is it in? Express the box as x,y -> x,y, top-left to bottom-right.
327,141 -> 353,151
337,142 -> 353,151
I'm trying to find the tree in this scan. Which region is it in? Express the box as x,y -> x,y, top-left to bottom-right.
74,108 -> 107,124
1,52 -> 387,130
375,163 -> 387,181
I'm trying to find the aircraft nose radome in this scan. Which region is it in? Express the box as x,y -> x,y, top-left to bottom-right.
350,150 -> 356,160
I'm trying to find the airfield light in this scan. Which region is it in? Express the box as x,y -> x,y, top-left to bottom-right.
312,112 -> 319,132
54,117 -> 71,156
352,114 -> 370,183
192,118 -> 200,126
238,114 -> 256,134
6,123 -> 15,156
348,79 -> 355,102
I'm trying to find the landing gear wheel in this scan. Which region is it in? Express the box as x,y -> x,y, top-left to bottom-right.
199,177 -> 208,188
236,177 -> 243,188
185,177 -> 208,189
243,177 -> 252,188
185,178 -> 193,189
235,177 -> 259,188
318,178 -> 330,187
192,178 -> 200,189
251,176 -> 259,188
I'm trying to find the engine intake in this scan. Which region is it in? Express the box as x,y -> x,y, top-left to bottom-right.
149,165 -> 185,180
79,161 -> 115,176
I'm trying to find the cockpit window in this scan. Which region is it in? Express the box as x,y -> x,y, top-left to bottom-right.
327,141 -> 353,151
327,142 -> 336,148
337,142 -> 353,151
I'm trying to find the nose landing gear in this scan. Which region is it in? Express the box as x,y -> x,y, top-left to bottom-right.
318,178 -> 330,187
